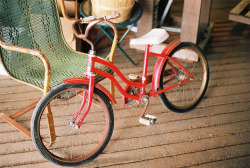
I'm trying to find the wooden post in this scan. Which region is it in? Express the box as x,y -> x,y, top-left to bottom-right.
137,0 -> 155,37
180,0 -> 202,43
136,0 -> 212,48
199,0 -> 212,30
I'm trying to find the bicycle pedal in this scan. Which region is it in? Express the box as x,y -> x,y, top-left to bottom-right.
139,114 -> 157,126
145,114 -> 157,121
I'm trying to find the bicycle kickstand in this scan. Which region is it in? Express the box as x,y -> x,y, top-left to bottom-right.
139,96 -> 157,126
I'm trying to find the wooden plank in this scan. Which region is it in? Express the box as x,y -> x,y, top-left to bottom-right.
106,143 -> 250,168
229,13 -> 250,24
230,0 -> 250,15
193,156 -> 250,168
245,10 -> 250,17
229,0 -> 250,24
180,0 -> 202,43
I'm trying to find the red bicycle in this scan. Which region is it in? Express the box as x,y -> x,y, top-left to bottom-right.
31,14 -> 209,166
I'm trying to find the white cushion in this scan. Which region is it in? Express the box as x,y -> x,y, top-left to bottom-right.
130,43 -> 166,54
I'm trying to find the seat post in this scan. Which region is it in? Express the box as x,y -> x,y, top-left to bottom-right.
140,44 -> 151,96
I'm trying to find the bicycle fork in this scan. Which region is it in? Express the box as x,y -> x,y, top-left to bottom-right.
70,51 -> 96,130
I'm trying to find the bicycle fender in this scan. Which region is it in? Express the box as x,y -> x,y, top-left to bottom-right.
152,39 -> 181,93
63,78 -> 117,104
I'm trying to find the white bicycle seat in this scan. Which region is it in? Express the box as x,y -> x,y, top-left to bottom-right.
130,28 -> 169,45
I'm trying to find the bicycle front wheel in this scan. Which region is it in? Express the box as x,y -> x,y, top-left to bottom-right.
158,42 -> 209,113
31,83 -> 114,166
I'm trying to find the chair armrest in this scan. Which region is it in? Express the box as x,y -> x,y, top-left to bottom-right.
0,37 -> 51,94
59,0 -> 79,23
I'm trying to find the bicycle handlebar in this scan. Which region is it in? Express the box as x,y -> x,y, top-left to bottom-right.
72,13 -> 120,51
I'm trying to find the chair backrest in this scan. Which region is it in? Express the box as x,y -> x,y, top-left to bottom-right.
0,0 -> 70,82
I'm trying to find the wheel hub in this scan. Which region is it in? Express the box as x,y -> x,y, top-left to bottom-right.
176,71 -> 192,86
68,120 -> 80,130
176,71 -> 187,81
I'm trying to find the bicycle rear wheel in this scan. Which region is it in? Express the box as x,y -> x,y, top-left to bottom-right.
158,42 -> 209,113
31,83 -> 114,166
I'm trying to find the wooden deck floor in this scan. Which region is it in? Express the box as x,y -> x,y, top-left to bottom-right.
1,1 -> 250,168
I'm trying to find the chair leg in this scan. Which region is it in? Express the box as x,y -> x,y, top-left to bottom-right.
0,113 -> 31,138
10,100 -> 39,118
0,100 -> 39,139
117,45 -> 136,65
118,24 -> 134,44
45,105 -> 56,146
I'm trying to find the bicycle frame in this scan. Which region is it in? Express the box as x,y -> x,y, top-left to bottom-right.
64,39 -> 194,128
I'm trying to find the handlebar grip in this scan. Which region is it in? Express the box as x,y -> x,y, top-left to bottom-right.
80,13 -> 120,23
104,13 -> 120,20
81,16 -> 95,22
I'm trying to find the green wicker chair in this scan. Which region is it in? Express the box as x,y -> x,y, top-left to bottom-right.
0,0 -> 114,138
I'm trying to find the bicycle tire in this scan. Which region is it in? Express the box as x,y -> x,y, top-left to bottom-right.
31,83 -> 114,166
158,42 -> 209,113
